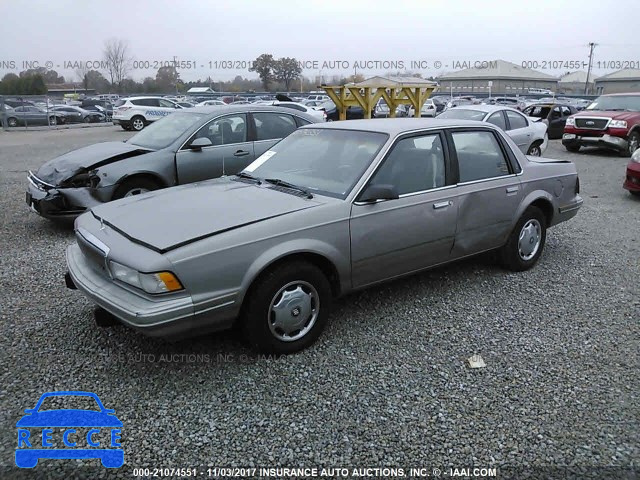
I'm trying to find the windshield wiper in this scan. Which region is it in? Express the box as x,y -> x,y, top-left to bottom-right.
264,178 -> 313,198
235,171 -> 262,184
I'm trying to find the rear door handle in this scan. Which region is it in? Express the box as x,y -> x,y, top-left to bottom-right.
506,186 -> 519,194
433,201 -> 452,209
234,150 -> 250,157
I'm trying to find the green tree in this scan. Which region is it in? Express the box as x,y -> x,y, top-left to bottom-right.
155,65 -> 180,92
30,75 -> 47,94
273,57 -> 302,91
249,54 -> 275,91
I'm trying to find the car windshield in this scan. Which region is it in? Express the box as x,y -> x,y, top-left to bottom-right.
437,109 -> 487,121
127,112 -> 207,150
242,128 -> 388,199
586,95 -> 640,112
318,100 -> 336,110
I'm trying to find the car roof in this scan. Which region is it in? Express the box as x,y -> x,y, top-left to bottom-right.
446,104 -> 523,114
179,104 -> 319,121
600,92 -> 640,96
301,118 -> 498,134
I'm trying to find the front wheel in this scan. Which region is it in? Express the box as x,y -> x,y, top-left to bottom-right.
623,131 -> 640,157
240,261 -> 332,354
112,177 -> 160,200
48,116 -> 57,126
131,116 -> 146,131
7,117 -> 18,127
498,206 -> 547,272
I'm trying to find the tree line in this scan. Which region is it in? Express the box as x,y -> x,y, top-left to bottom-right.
0,38 -> 432,95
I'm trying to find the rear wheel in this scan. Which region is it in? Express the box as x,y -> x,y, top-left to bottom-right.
7,117 -> 18,127
527,141 -> 543,156
84,116 -> 91,123
112,177 -> 160,200
565,145 -> 580,153
498,206 -> 547,272
131,116 -> 146,131
48,116 -> 57,126
240,261 -> 332,354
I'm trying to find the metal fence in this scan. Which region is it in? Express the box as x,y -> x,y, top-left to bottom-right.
1,95 -> 113,131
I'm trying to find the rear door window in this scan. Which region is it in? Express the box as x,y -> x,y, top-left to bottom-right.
451,131 -> 511,182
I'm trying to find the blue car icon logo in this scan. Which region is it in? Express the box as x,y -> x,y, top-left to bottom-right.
16,391 -> 123,468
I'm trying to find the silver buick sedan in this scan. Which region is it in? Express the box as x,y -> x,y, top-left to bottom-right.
66,119 -> 583,353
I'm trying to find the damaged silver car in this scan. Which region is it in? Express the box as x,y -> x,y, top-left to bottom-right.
66,119 -> 583,354
26,105 -> 318,221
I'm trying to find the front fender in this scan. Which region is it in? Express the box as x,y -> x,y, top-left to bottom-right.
238,238 -> 351,305
95,150 -> 176,189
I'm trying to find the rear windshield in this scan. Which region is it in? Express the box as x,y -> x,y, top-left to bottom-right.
437,109 -> 486,121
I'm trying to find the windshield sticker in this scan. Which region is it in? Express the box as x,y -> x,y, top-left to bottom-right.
244,151 -> 276,172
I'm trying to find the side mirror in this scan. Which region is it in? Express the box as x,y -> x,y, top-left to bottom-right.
189,137 -> 213,151
358,184 -> 399,203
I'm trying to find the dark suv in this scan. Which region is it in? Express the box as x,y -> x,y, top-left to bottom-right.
562,93 -> 640,156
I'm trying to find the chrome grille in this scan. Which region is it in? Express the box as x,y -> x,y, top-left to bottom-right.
76,227 -> 110,276
575,118 -> 609,130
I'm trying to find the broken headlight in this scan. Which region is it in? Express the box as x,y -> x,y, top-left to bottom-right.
64,172 -> 100,188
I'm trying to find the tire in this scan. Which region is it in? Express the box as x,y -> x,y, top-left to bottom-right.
565,144 -> 580,153
527,142 -> 543,156
240,261 -> 332,354
498,206 -> 547,272
623,131 -> 640,157
131,115 -> 145,131
84,116 -> 91,123
7,117 -> 18,127
631,191 -> 640,197
48,116 -> 57,126
112,177 -> 160,200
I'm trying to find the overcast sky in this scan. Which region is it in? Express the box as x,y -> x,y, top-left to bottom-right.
1,0 -> 638,83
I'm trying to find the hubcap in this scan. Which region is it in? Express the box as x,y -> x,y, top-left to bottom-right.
133,119 -> 144,130
529,146 -> 541,156
629,136 -> 639,155
518,219 -> 542,261
124,187 -> 149,197
268,281 -> 319,342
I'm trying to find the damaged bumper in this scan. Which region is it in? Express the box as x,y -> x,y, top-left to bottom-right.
562,133 -> 628,152
26,171 -> 116,220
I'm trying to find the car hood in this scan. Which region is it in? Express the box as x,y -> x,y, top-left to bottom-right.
36,142 -> 152,185
91,178 -> 324,252
16,410 -> 122,427
575,110 -> 639,121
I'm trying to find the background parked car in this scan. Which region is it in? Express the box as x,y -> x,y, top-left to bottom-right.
6,105 -> 66,127
196,99 -> 227,107
113,96 -> 182,131
624,148 -> 640,196
523,103 -> 578,139
50,105 -> 105,123
408,99 -> 438,117
26,105 -> 320,220
438,105 -> 548,156
82,99 -> 113,120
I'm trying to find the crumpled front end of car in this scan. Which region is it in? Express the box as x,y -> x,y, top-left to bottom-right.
26,170 -> 116,220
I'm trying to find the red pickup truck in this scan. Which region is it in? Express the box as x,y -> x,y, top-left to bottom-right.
562,93 -> 640,157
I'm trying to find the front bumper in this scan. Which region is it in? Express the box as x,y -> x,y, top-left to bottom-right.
26,172 -> 116,220
623,162 -> 640,192
562,133 -> 628,152
66,243 -> 195,336
66,243 -> 237,337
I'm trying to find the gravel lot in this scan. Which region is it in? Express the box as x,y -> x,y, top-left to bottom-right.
1,127 -> 638,479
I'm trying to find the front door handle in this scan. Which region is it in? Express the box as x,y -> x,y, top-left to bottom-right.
234,150 -> 250,157
433,201 -> 452,209
506,186 -> 519,194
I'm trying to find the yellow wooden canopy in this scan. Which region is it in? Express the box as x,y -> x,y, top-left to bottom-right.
320,75 -> 438,120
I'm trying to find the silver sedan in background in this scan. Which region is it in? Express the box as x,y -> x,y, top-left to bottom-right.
437,105 -> 549,156
66,119 -> 582,354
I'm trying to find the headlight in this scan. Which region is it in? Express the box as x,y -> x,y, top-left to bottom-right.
109,261 -> 183,294
632,149 -> 640,163
609,119 -> 627,128
565,117 -> 575,126
64,172 -> 100,188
